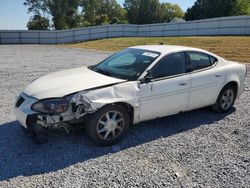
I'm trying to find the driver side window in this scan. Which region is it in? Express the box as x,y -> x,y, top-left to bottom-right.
151,52 -> 187,79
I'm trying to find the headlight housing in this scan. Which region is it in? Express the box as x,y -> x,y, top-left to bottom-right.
32,98 -> 69,114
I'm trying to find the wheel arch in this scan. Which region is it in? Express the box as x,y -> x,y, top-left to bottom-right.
212,80 -> 238,112
222,80 -> 239,98
114,102 -> 134,125
223,64 -> 244,98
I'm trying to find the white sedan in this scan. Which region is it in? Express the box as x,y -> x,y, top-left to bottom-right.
14,45 -> 247,145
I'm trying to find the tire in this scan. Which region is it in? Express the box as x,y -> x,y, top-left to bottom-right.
86,105 -> 130,146
30,123 -> 48,144
212,84 -> 236,113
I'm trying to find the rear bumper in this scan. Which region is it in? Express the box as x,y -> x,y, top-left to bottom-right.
237,78 -> 246,98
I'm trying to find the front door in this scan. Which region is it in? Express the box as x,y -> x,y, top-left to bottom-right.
139,52 -> 191,121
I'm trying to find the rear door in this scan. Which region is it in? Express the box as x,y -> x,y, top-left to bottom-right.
187,52 -> 225,110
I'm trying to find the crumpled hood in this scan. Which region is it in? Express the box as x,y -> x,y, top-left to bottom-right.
23,66 -> 125,99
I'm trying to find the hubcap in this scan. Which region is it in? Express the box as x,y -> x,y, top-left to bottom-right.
97,111 -> 124,140
221,89 -> 234,110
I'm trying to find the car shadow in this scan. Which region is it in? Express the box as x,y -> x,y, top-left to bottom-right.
0,107 -> 235,181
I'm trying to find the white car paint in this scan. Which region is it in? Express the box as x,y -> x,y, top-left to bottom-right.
14,94 -> 38,128
14,45 -> 247,130
188,64 -> 226,110
24,66 -> 125,99
139,74 -> 190,121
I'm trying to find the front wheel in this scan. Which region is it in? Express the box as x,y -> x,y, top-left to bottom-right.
86,105 -> 130,146
212,85 -> 236,113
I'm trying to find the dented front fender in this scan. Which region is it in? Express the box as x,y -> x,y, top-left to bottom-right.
70,81 -> 140,123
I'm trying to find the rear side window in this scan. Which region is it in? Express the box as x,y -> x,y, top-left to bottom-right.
188,52 -> 218,71
188,52 -> 211,71
151,52 -> 187,79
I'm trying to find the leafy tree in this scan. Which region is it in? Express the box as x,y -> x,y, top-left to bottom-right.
110,17 -> 120,24
27,15 -> 49,30
117,20 -> 129,24
185,0 -> 250,21
124,0 -> 161,24
79,0 -> 100,25
79,0 -> 127,25
124,0 -> 183,24
231,0 -> 250,15
23,0 -> 48,17
24,0 -> 81,30
100,0 -> 127,21
160,3 -> 184,22
24,0 -> 187,28
95,14 -> 110,25
46,0 -> 80,29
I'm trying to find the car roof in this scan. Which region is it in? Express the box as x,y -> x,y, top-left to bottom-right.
129,45 -> 213,55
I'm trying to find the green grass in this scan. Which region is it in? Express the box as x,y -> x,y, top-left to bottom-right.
64,37 -> 250,63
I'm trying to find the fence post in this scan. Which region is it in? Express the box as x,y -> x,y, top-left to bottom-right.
149,24 -> 152,37
19,31 -> 21,44
136,24 -> 139,37
196,20 -> 199,36
38,31 -> 40,44
162,23 -> 164,37
89,27 -> 91,40
163,23 -> 166,37
178,22 -> 180,36
123,24 -> 125,37
244,17 -> 249,36
107,25 -> 109,39
73,29 -> 75,42
218,18 -> 221,35
55,31 -> 58,44
0,32 -> 2,44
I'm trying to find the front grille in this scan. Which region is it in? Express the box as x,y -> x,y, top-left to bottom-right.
16,96 -> 25,108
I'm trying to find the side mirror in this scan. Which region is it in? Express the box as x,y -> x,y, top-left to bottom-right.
140,70 -> 153,84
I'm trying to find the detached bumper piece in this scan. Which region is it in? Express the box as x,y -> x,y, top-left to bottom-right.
25,114 -> 77,144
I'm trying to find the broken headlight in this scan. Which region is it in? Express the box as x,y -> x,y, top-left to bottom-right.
32,98 -> 69,114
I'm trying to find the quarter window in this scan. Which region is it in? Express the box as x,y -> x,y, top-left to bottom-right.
151,52 -> 187,79
209,56 -> 217,66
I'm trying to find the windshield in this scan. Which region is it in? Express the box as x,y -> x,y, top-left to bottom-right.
89,48 -> 160,80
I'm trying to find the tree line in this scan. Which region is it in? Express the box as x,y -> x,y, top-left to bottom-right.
24,0 -> 250,30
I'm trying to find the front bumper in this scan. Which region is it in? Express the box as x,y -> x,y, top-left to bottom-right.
14,93 -> 38,128
14,93 -> 80,131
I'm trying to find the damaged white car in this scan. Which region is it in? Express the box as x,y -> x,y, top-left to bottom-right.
14,45 -> 247,145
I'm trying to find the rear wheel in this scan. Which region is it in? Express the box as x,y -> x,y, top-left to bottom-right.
86,105 -> 130,146
212,84 -> 236,113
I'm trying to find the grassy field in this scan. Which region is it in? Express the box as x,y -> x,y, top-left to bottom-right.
65,37 -> 250,63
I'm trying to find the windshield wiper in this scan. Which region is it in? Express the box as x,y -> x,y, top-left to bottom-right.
91,66 -> 127,80
95,68 -> 112,77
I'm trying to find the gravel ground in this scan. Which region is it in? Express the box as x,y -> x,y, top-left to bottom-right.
0,45 -> 249,188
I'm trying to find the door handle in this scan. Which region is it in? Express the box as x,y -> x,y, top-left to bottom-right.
215,73 -> 222,77
179,82 -> 188,86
